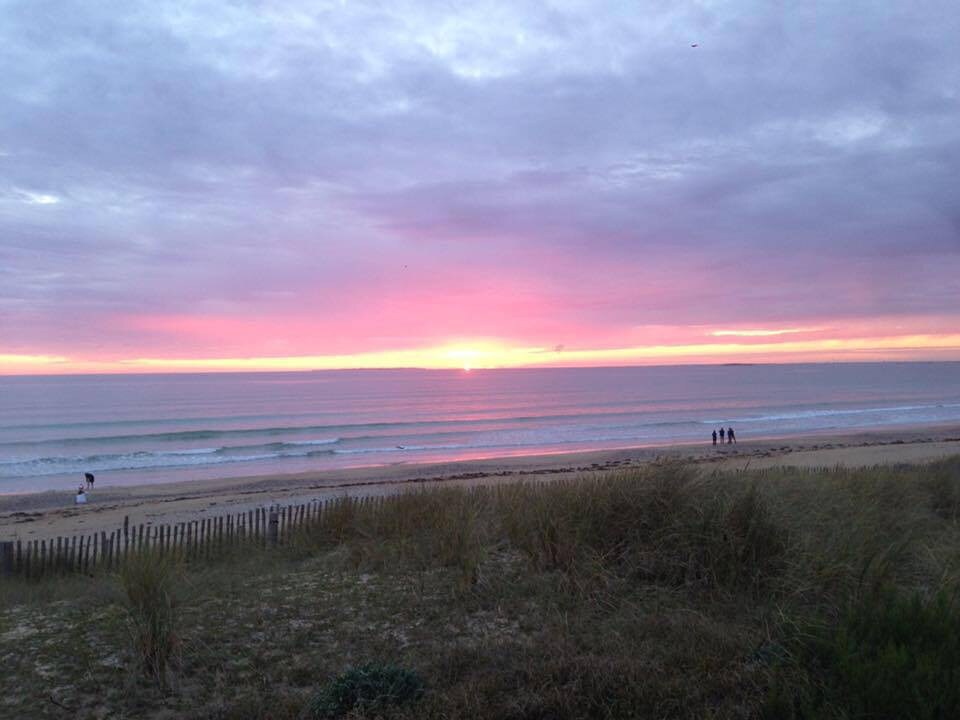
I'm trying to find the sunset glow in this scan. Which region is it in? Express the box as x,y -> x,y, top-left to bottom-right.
2,1 -> 959,374
4,332 -> 959,375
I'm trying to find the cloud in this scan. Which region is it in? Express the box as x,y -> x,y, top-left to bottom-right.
0,0 -> 958,365
14,190 -> 61,205
710,328 -> 825,337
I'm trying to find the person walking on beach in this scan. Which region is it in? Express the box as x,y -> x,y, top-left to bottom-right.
719,427 -> 725,444
84,472 -> 95,490
712,429 -> 717,446
727,427 -> 736,444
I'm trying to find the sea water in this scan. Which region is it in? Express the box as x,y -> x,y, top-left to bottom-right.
1,362 -> 959,493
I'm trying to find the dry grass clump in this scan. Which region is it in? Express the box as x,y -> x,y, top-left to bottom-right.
119,549 -> 180,686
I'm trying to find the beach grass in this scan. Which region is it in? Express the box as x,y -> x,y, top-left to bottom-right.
1,457 -> 959,718
118,549 -> 181,686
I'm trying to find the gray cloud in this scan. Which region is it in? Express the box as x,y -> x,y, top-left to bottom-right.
1,0 -> 958,356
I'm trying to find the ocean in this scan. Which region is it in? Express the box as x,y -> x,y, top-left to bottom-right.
1,362 -> 959,494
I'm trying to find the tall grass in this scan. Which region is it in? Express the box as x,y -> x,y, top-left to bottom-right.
498,464 -> 786,597
284,459 -> 960,607
922,457 -> 960,522
119,549 -> 180,685
292,488 -> 491,591
9,456 -> 952,719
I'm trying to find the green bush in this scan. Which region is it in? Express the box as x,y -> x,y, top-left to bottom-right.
303,662 -> 425,719
809,588 -> 960,719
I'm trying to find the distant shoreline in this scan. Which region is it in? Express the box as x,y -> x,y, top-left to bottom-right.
2,423 -> 958,542
3,358 -> 959,379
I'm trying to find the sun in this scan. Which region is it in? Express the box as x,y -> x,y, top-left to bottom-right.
463,363 -> 471,372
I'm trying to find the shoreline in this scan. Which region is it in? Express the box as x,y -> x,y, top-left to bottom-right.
2,425 -> 959,541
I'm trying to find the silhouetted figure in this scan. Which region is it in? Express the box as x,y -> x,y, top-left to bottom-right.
719,428 -> 725,443
84,472 -> 95,490
728,427 -> 736,444
712,430 -> 717,445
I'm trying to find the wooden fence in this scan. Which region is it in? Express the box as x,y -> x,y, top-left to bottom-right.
0,496 -> 360,580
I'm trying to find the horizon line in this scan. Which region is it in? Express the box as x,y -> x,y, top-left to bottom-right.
2,357 -> 958,379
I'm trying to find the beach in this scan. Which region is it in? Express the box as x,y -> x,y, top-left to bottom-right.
3,425 -> 958,542
5,364 -> 960,495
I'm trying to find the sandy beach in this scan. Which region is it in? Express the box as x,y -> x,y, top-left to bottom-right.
2,424 -> 958,542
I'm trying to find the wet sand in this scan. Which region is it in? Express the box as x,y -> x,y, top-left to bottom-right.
2,426 -> 958,541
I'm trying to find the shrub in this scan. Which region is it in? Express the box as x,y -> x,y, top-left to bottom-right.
119,549 -> 180,685
802,588 -> 960,719
303,663 -> 425,719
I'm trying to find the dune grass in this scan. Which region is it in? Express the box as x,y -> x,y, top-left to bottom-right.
118,549 -> 181,686
1,457 -> 959,718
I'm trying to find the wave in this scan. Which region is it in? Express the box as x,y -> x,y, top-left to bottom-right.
702,402 -> 960,425
0,429 -> 660,478
330,432 -> 676,456
0,450 -> 343,478
0,409 -> 709,450
4,400 -> 960,479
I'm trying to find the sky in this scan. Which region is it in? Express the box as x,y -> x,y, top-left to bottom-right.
1,0 -> 959,373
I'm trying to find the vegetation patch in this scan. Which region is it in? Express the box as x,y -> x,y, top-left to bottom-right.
119,549 -> 180,685
798,588 -> 960,719
303,662 -> 425,719
2,457 -> 960,719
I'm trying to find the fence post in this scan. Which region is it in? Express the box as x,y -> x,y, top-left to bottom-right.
0,541 -> 14,577
268,511 -> 279,546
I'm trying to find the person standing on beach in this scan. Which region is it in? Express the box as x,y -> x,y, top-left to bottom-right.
728,427 -> 736,444
712,429 -> 717,445
84,472 -> 95,490
719,427 -> 725,444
